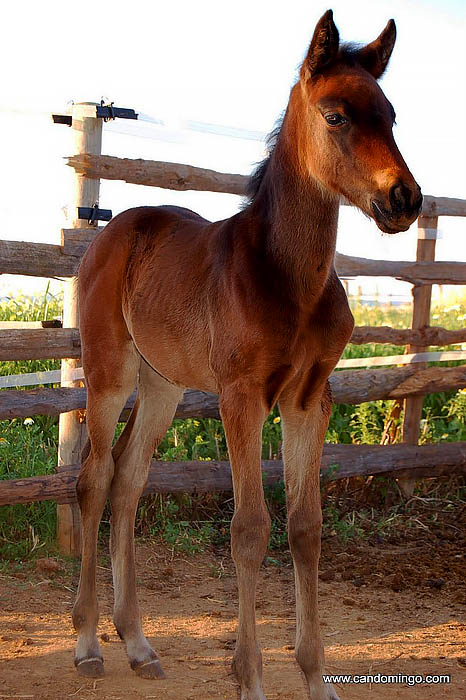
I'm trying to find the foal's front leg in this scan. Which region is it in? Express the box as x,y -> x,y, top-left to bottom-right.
279,385 -> 340,700
220,384 -> 271,700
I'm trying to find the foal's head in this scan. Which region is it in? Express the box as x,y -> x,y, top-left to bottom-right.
286,10 -> 422,233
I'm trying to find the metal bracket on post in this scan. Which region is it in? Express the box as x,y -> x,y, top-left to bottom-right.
96,100 -> 138,121
53,102 -> 138,127
52,114 -> 72,126
77,204 -> 113,225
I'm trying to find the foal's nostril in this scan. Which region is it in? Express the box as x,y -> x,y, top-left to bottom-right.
389,183 -> 410,213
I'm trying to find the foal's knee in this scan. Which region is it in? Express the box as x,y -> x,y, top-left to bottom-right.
288,513 -> 322,566
231,505 -> 271,566
72,598 -> 98,632
76,452 -> 114,508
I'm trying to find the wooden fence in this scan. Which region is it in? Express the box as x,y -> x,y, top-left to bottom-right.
1,102 -> 465,555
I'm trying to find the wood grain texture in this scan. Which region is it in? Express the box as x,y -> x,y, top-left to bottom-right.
0,442 -> 464,506
1,364 -> 464,420
60,227 -> 102,257
66,153 -> 247,195
2,325 -> 464,362
0,328 -> 81,360
334,253 -> 466,285
349,325 -> 466,346
57,103 -> 103,556
0,240 -> 78,277
399,216 -> 439,496
3,238 -> 465,285
66,153 -> 466,217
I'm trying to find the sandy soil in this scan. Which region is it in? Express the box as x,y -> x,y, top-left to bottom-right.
0,538 -> 465,700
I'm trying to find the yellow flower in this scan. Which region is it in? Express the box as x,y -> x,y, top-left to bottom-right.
273,416 -> 281,424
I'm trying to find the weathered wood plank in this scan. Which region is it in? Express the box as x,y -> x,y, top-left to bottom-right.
60,227 -> 103,257
2,237 -> 466,285
0,387 -> 220,421
66,153 -> 466,218
420,195 -> 466,218
0,240 -> 79,277
350,325 -> 466,346
4,350 -> 466,388
335,253 -> 466,285
66,153 -> 247,195
57,102 -> 104,555
399,216 -> 438,496
2,325 -> 464,362
0,328 -> 81,360
0,442 -> 464,506
1,364 -> 464,421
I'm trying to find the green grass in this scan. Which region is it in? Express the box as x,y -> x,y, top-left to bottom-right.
1,292 -> 465,561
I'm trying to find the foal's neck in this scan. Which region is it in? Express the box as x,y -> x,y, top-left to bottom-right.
250,133 -> 339,300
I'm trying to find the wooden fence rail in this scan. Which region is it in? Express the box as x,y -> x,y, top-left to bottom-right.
1,325 -> 465,361
1,364 -> 465,421
1,442 -> 464,507
2,237 -> 466,286
66,153 -> 466,218
0,328 -> 81,360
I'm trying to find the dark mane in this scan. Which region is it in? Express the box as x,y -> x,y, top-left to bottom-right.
244,117 -> 283,205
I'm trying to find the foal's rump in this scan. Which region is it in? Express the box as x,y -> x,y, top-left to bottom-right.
78,205 -> 218,394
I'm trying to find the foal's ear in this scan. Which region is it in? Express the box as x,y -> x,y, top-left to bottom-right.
358,20 -> 396,79
301,9 -> 340,79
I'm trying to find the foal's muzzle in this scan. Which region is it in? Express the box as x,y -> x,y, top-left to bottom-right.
371,181 -> 423,234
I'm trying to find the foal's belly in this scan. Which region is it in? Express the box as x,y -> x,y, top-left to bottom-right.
126,314 -> 218,393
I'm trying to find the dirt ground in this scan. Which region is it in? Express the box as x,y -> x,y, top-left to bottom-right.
0,535 -> 465,700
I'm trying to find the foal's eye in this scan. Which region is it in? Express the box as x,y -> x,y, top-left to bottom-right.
324,113 -> 348,127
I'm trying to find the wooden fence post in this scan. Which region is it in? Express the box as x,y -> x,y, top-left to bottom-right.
57,103 -> 102,555
398,215 -> 439,497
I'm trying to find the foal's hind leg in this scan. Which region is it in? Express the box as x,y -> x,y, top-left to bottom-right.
73,346 -> 139,678
279,381 -> 340,700
109,361 -> 183,678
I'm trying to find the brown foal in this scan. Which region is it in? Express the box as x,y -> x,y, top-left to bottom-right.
73,10 -> 421,700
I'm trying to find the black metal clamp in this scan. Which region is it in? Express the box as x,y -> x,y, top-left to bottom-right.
53,102 -> 138,126
97,100 -> 138,122
78,203 -> 113,225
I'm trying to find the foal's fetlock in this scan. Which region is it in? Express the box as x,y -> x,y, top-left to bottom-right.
74,634 -> 104,678
232,648 -> 265,700
307,674 -> 341,700
73,608 -> 104,677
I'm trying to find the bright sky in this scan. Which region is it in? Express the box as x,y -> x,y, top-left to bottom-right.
1,0 -> 465,299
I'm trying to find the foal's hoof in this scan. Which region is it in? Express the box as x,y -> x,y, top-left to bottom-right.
132,658 -> 166,680
75,656 -> 104,678
325,683 -> 341,700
